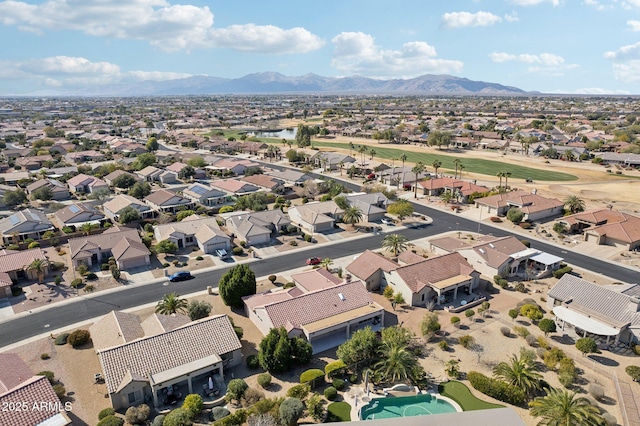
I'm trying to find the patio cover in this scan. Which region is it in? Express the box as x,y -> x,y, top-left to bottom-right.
530,252 -> 564,265
553,306 -> 619,336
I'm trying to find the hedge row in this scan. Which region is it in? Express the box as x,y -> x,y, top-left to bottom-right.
553,266 -> 573,279
467,371 -> 526,406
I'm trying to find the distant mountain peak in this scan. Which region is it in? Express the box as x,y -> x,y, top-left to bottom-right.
63,72 -> 528,96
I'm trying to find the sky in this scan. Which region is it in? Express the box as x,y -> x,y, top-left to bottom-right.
2,0 -> 640,95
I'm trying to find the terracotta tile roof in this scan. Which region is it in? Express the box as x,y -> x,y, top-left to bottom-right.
165,162 -> 188,173
154,215 -> 226,242
144,189 -> 191,206
141,313 -> 191,336
0,248 -> 47,273
345,250 -> 398,281
418,177 -> 458,190
397,251 -> 426,265
589,216 -> 640,243
291,268 -> 342,292
0,353 -> 34,393
68,226 -> 142,260
262,281 -> 374,329
0,376 -> 69,426
111,236 -> 150,261
104,194 -> 151,215
98,315 -> 241,393
55,202 -> 105,224
210,179 -> 258,193
241,174 -> 284,189
475,190 -> 563,214
90,311 -> 145,351
66,173 -> 102,187
562,208 -> 632,226
395,252 -> 476,293
243,287 -> 301,311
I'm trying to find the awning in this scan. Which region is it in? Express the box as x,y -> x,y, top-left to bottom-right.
553,306 -> 619,336
530,252 -> 564,265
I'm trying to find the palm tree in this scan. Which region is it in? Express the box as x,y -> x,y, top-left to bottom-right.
374,342 -> 420,384
458,163 -> 465,179
349,142 -> 354,157
369,149 -> 376,160
453,159 -> 461,179
338,161 -> 344,176
155,292 -> 188,315
504,171 -> 512,190
27,258 -> 48,284
493,353 -> 542,396
564,195 -> 586,214
342,206 -> 363,228
320,258 -> 333,269
529,388 -> 604,426
432,159 -> 442,178
382,233 -> 408,257
400,154 -> 407,169
496,171 -> 504,190
411,162 -> 426,198
358,145 -> 367,166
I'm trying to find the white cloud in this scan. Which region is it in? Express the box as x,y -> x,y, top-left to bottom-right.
209,24 -> 323,54
490,51 -> 565,66
510,0 -> 561,5
583,0 -> 608,10
611,60 -> 640,82
0,0 -> 323,54
0,56 -> 195,88
604,42 -> 640,61
331,32 -> 463,77
574,87 -> 631,94
504,12 -> 520,22
441,11 -> 502,28
628,20 -> 640,31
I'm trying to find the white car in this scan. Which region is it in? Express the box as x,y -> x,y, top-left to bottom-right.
381,218 -> 394,225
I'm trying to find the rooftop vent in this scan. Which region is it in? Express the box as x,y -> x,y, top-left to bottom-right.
338,293 -> 345,301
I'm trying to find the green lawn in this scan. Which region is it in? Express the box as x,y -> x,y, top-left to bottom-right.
326,401 -> 352,422
438,381 -> 504,411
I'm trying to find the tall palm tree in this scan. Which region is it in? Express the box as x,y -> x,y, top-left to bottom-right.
27,258 -> 48,284
564,195 -> 586,214
338,161 -> 344,176
497,172 -> 504,190
342,206 -> 363,228
374,342 -> 420,384
358,145 -> 367,166
458,164 -> 465,179
453,159 -> 461,179
400,154 -> 407,169
504,171 -> 512,190
411,162 -> 426,198
349,142 -> 354,157
529,388 -> 604,426
155,292 -> 188,315
493,353 -> 542,396
369,149 -> 376,160
432,159 -> 442,178
382,233 -> 408,257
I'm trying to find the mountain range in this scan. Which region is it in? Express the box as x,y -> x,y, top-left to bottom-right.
62,72 -> 528,96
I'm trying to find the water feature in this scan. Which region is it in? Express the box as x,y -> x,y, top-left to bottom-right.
250,128 -> 297,139
360,393 -> 459,420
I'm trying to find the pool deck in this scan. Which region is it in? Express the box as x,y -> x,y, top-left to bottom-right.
345,386 -> 462,421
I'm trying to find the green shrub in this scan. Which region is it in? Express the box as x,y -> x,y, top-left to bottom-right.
458,335 -> 474,349
67,329 -> 90,347
11,286 -> 23,297
226,379 -> 248,402
40,353 -> 50,360
196,256 -> 204,260
101,263 -> 110,271
86,272 -> 98,281
97,415 -> 124,426
246,354 -> 260,369
513,326 -> 530,338
349,373 -> 358,383
257,373 -> 272,389
182,394 -> 203,419
332,378 -> 345,391
38,371 -> 55,384
439,340 -> 449,350
543,347 -> 566,370
625,365 -> 640,382
28,241 -> 41,249
54,333 -> 69,345
286,384 -> 310,400
268,275 -> 277,283
467,371 -> 526,406
632,345 -> 640,356
514,282 -> 527,293
125,404 -> 150,424
553,266 -> 573,279
303,234 -> 313,242
98,408 -> 115,420
324,360 -> 347,378
213,408 -> 247,426
300,369 -> 324,387
450,316 -> 461,326
70,278 -> 83,288
324,386 -> 338,400
163,408 -> 193,426
53,384 -> 66,398
232,246 -> 243,255
210,407 -> 230,421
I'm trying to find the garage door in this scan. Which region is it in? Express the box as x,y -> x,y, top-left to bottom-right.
202,241 -> 228,254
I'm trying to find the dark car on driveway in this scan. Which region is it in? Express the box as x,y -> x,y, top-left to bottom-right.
169,271 -> 193,282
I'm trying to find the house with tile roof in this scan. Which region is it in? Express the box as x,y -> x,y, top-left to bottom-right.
95,314 -> 242,410
209,178 -> 260,195
560,209 -> 640,251
430,235 -> 564,279
68,226 -> 150,270
182,183 -> 230,207
276,169 -> 313,187
153,214 -> 230,253
0,208 -> 55,244
15,154 -> 53,170
103,194 -> 154,221
0,353 -> 71,426
0,248 -> 49,296
208,158 -> 260,175
225,210 -> 291,246
54,202 -> 105,227
240,174 -> 285,192
474,190 -> 564,222
345,250 -> 399,291
311,152 -> 356,170
547,274 -> 640,346
144,189 -> 195,214
416,177 -> 488,203
26,178 -> 71,200
243,281 -> 384,354
290,268 -> 343,293
66,173 -> 109,195
104,169 -> 141,187
384,252 -> 480,307
288,201 -> 344,233
342,192 -> 389,223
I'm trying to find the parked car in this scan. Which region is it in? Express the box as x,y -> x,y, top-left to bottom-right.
169,271 -> 193,282
381,218 -> 394,225
306,257 -> 322,265
216,248 -> 230,260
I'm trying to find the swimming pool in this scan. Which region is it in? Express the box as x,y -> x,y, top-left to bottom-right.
360,393 -> 459,420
